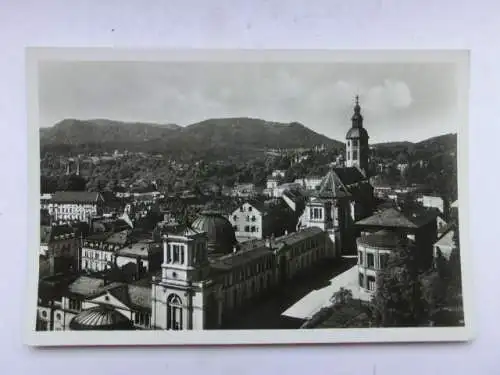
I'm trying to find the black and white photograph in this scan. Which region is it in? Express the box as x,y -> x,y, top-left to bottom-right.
25,49 -> 471,346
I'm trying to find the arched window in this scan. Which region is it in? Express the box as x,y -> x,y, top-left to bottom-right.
167,294 -> 183,330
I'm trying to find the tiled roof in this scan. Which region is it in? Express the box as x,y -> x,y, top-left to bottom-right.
332,167 -> 367,185
117,242 -> 158,259
316,169 -> 351,199
67,276 -> 109,297
355,207 -> 439,229
52,191 -> 103,204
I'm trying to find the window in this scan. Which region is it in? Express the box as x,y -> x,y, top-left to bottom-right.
358,251 -> 363,265
56,313 -> 62,320
359,273 -> 364,288
367,276 -> 376,291
311,207 -> 323,220
239,207 -> 244,212
68,299 -> 81,311
352,149 -> 358,160
244,225 -> 250,232
248,206 -> 253,212
233,215 -> 238,221
367,253 -> 375,268
167,294 -> 183,330
172,244 -> 181,263
135,311 -> 151,327
352,139 -> 358,147
380,254 -> 389,269
41,310 -> 47,318
251,226 -> 256,233
233,225 -> 238,232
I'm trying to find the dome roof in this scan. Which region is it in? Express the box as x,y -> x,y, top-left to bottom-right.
346,127 -> 369,140
191,210 -> 237,255
69,305 -> 135,331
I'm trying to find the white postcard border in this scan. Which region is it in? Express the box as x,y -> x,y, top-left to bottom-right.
24,48 -> 473,347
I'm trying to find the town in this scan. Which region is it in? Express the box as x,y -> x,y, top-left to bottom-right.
36,97 -> 462,331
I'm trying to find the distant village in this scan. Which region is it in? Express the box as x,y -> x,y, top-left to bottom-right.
37,97 -> 462,332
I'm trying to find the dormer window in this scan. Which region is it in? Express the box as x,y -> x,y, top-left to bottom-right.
248,206 -> 253,212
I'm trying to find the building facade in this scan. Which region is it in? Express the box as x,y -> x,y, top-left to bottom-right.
48,191 -> 105,223
229,201 -> 272,240
150,225 -> 336,330
39,225 -> 80,277
37,275 -> 152,331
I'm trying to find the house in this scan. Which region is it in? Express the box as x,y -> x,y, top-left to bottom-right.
48,191 -> 105,224
115,240 -> 162,275
294,176 -> 323,191
355,206 -> 440,276
39,225 -> 80,277
37,274 -> 152,331
417,195 -> 446,215
229,199 -> 295,241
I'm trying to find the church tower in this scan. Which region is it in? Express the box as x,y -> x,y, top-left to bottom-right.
151,227 -> 223,330
345,96 -> 370,175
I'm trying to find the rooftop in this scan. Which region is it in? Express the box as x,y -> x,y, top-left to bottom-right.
355,207 -> 439,229
273,227 -> 324,247
52,191 -> 104,204
117,242 -> 159,259
211,245 -> 272,271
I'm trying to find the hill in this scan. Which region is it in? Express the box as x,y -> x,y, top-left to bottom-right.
39,119 -> 181,145
372,133 -> 457,157
40,117 -> 343,156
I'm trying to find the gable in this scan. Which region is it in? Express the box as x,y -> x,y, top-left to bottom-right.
88,290 -> 131,311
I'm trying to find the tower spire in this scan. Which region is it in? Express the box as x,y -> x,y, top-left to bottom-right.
351,95 -> 363,128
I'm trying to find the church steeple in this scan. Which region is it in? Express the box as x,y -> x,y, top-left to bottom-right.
351,95 -> 363,128
345,95 -> 370,175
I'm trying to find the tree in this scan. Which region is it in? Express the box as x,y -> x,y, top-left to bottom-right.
371,239 -> 428,327
447,228 -> 463,315
331,288 -> 353,305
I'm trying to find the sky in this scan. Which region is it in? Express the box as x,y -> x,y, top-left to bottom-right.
38,60 -> 461,143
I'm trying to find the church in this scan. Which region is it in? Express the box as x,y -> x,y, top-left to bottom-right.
298,96 -> 375,255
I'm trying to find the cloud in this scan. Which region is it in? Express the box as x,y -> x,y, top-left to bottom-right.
362,79 -> 413,113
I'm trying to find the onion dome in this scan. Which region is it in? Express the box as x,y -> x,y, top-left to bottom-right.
69,305 -> 135,331
346,127 -> 369,139
191,210 -> 237,255
346,95 -> 369,139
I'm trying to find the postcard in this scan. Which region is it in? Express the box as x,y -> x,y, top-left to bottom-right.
25,48 -> 472,346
